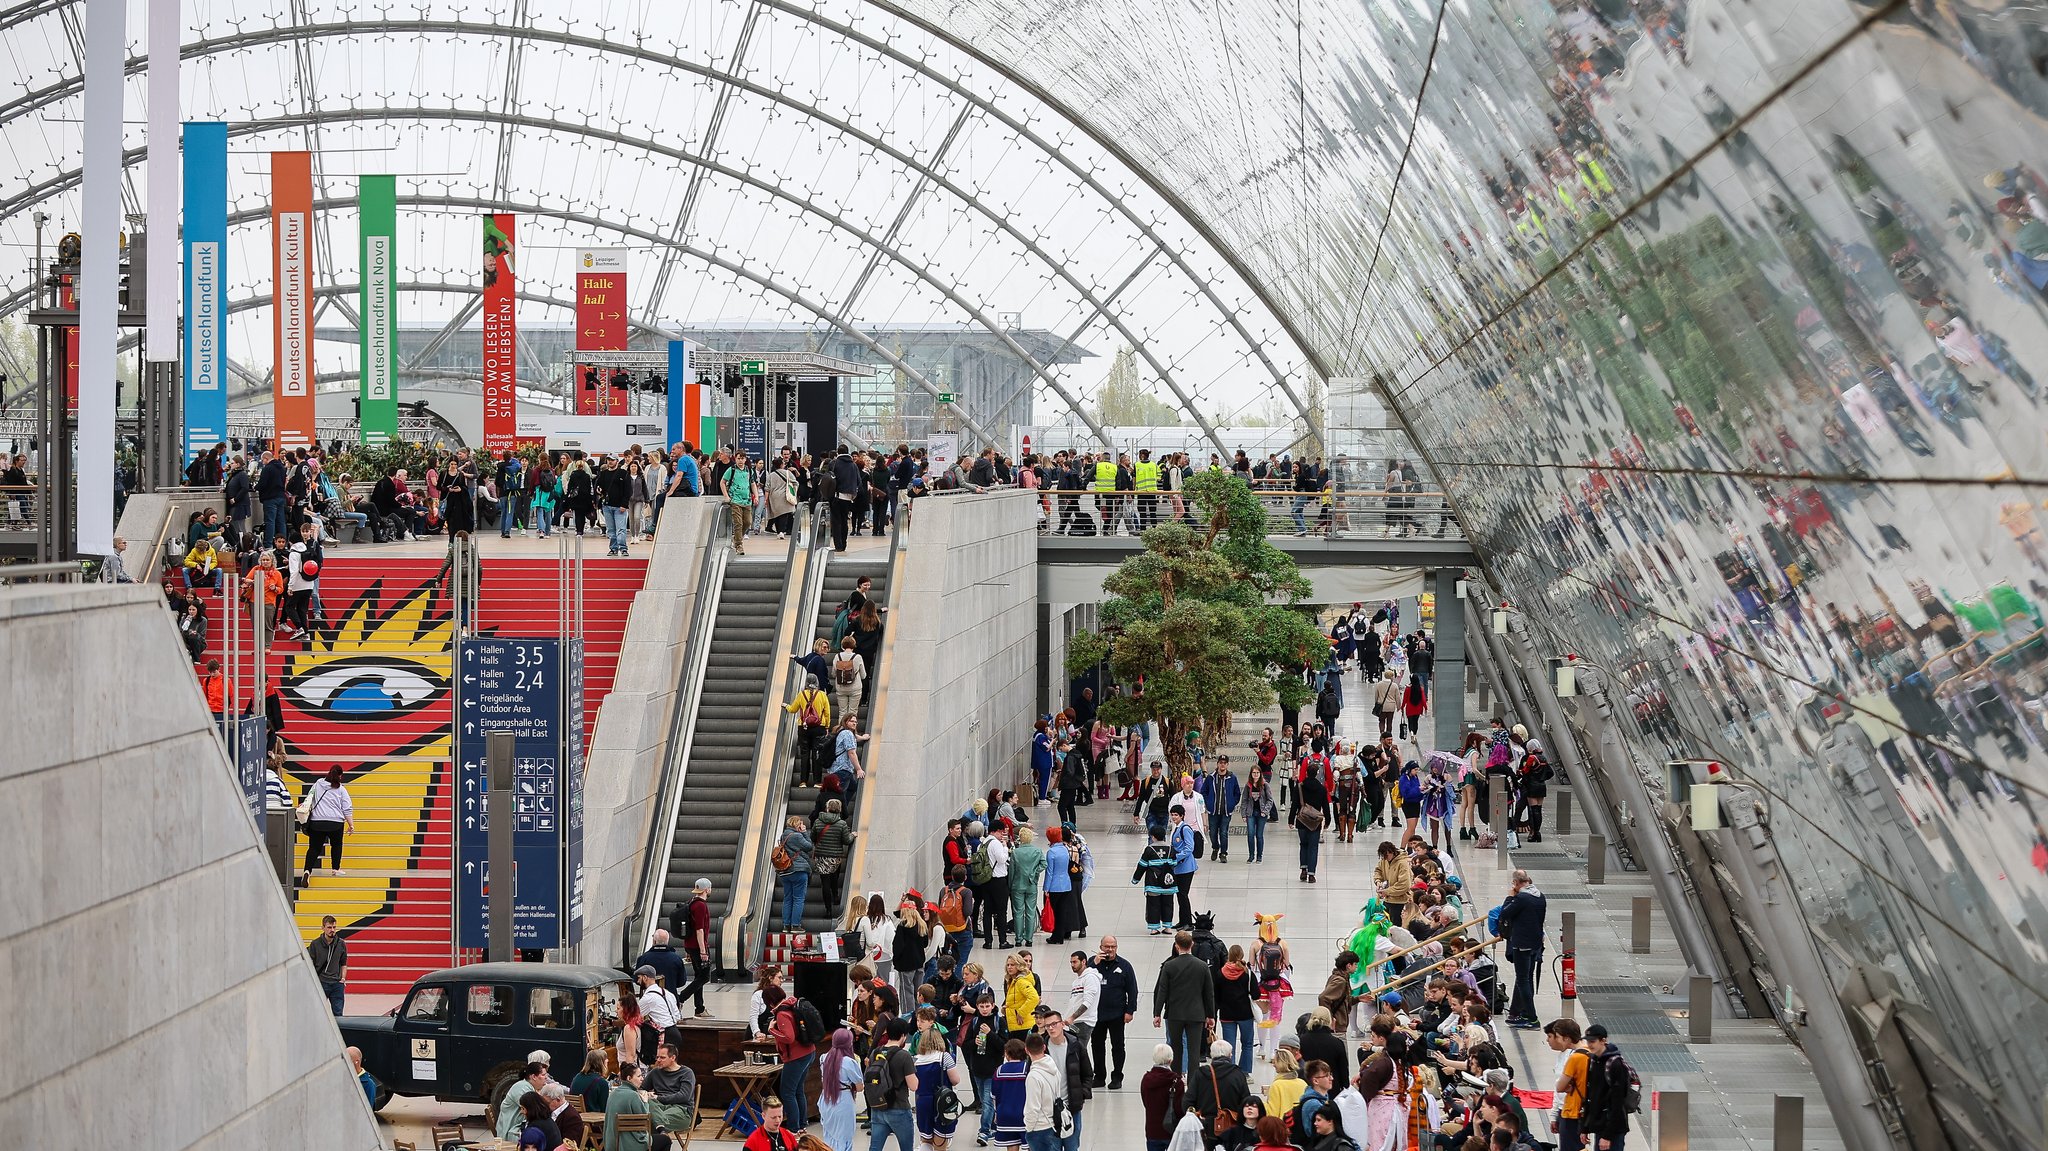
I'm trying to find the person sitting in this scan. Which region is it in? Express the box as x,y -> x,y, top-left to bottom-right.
321,472 -> 373,542
740,1096 -> 800,1151
604,1062 -> 655,1151
642,1042 -> 698,1136
174,598 -> 208,661
542,1082 -> 584,1147
496,1061 -> 552,1140
182,534 -> 224,590
515,1091 -> 562,1150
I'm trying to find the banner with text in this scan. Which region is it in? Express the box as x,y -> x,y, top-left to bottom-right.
182,122 -> 227,462
271,151 -> 314,451
357,175 -> 399,445
482,214 -> 518,450
574,247 -> 627,415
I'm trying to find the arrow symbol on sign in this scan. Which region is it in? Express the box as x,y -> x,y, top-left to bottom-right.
464,861 -> 474,874
465,816 -> 474,829
465,648 -> 474,662
464,721 -> 475,734
464,674 -> 476,685
465,796 -> 475,810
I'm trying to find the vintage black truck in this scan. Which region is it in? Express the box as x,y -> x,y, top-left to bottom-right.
337,962 -> 633,1113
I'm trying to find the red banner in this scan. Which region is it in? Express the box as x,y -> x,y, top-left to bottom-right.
482,214 -> 519,450
271,151 -> 315,451
61,277 -> 79,412
574,247 -> 628,415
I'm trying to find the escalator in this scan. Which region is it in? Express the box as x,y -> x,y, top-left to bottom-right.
656,559 -> 788,947
781,558 -> 889,934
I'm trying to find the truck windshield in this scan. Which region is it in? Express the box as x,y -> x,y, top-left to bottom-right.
403,986 -> 449,1023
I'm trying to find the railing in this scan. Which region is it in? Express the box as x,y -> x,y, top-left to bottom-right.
0,559 -> 84,584
627,502 -> 729,961
0,485 -> 44,534
838,497 -> 912,910
726,504 -> 829,969
1030,486 -> 1459,540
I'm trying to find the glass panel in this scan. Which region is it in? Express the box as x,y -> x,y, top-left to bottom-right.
403,985 -> 450,1023
467,984 -> 513,1026
529,986 -> 578,1030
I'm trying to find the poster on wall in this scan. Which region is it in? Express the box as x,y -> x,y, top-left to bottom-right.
574,247 -> 628,415
481,214 -> 518,451
927,432 -> 959,473
357,175 -> 399,445
181,121 -> 227,462
271,151 -> 315,451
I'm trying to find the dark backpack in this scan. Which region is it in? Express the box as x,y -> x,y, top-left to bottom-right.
864,1048 -> 903,1108
834,655 -> 859,687
1190,930 -> 1228,976
1602,1050 -> 1644,1113
791,997 -> 825,1047
1258,940 -> 1287,984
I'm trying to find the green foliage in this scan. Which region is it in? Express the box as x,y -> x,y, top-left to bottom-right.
1065,472 -> 1329,773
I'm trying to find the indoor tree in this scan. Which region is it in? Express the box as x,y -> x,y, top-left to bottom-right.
1065,470 -> 1330,778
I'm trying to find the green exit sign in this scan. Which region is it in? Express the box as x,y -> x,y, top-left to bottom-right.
741,360 -> 766,375
937,391 -> 955,404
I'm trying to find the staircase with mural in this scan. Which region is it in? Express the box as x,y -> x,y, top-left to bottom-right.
174,548 -> 647,995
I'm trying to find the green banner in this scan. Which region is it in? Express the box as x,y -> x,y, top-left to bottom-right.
358,175 -> 399,444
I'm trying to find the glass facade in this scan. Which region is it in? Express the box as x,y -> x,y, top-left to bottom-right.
896,0 -> 2048,1138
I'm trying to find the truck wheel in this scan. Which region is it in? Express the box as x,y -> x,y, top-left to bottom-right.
371,1086 -> 392,1112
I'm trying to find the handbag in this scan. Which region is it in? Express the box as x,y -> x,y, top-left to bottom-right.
1208,1064 -> 1241,1135
1295,805 -> 1326,833
1040,895 -> 1056,934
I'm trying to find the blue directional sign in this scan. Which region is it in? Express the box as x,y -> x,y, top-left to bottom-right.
224,714 -> 267,820
455,637 -> 566,949
564,639 -> 586,947
737,414 -> 767,462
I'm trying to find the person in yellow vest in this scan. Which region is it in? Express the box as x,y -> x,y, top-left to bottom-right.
1093,453 -> 1119,536
1115,453 -> 1136,534
1133,449 -> 1161,532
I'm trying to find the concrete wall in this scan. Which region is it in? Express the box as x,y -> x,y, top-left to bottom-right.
573,497 -> 714,965
0,584 -> 379,1150
860,489 -> 1039,898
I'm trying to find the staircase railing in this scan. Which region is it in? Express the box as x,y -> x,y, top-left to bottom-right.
724,505 -> 830,970
626,501 -> 729,961
838,500 -> 912,910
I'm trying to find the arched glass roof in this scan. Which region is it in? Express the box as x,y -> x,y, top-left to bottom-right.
0,0 -> 1325,452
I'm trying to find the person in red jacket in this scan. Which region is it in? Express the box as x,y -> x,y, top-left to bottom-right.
741,1097 -> 800,1151
769,998 -> 819,1136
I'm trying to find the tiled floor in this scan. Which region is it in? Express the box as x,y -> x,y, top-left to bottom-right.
377,648 -> 1844,1148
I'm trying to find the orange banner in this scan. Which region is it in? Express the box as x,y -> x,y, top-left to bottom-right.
271,151 -> 315,451
574,247 -> 628,414
482,214 -> 519,451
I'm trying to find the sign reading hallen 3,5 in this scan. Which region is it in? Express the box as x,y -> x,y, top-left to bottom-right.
271,151 -> 315,451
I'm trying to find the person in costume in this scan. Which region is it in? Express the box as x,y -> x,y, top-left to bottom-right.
1252,912 -> 1293,1060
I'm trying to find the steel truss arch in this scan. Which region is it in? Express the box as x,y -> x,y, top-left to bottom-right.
0,9 -> 1308,449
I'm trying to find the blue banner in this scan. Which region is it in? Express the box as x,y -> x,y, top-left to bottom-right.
455,637 -> 567,949
738,414 -> 767,463
565,639 -> 586,947
181,121 -> 227,465
666,339 -> 688,450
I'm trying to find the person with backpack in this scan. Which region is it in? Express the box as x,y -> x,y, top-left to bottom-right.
865,1017 -> 920,1151
936,864 -> 977,965
1581,1023 -> 1638,1149
828,637 -> 866,725
1516,744 -> 1553,842
1165,808 -> 1201,930
1496,869 -> 1548,1029
785,675 -> 833,787
773,817 -> 814,934
769,992 -> 824,1136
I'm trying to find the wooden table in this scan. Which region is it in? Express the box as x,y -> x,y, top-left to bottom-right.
710,1060 -> 783,1140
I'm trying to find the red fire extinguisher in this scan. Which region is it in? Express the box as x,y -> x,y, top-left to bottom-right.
1560,948 -> 1578,1000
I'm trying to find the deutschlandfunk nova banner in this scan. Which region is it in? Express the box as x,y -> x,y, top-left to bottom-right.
357,175 -> 399,445
182,122 -> 228,463
481,214 -> 519,451
271,151 -> 315,451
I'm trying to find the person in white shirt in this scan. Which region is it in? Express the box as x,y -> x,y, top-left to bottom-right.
1167,774 -> 1207,830
635,965 -> 679,1031
979,824 -> 1014,948
1065,951 -> 1102,1049
1022,1032 -> 1061,1148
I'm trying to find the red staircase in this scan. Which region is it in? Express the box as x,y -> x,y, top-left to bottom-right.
171,550 -> 648,995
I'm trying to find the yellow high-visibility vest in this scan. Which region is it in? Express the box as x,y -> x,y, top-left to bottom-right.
1093,461 -> 1117,492
1134,461 -> 1160,491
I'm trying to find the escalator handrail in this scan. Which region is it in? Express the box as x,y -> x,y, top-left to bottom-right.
722,505 -> 830,969
628,501 -> 729,959
839,499 -> 912,908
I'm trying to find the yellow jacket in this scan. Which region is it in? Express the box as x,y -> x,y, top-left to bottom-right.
1374,856 -> 1415,908
1004,972 -> 1040,1030
1266,1073 -> 1307,1120
786,688 -> 831,728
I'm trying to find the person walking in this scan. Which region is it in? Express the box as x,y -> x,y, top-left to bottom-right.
865,1017 -> 920,1151
1497,868 -> 1548,1028
722,451 -> 755,554
1214,947 -> 1260,1075
1186,1038 -> 1253,1138
1241,766 -> 1276,864
300,765 -> 354,882
1167,808 -> 1200,929
1293,769 -> 1328,883
1371,671 -> 1401,740
1152,930 -> 1217,1074
307,915 -> 348,1015
774,816 -> 814,933
1198,756 -> 1241,863
769,994 -> 819,1135
1088,936 -> 1138,1090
